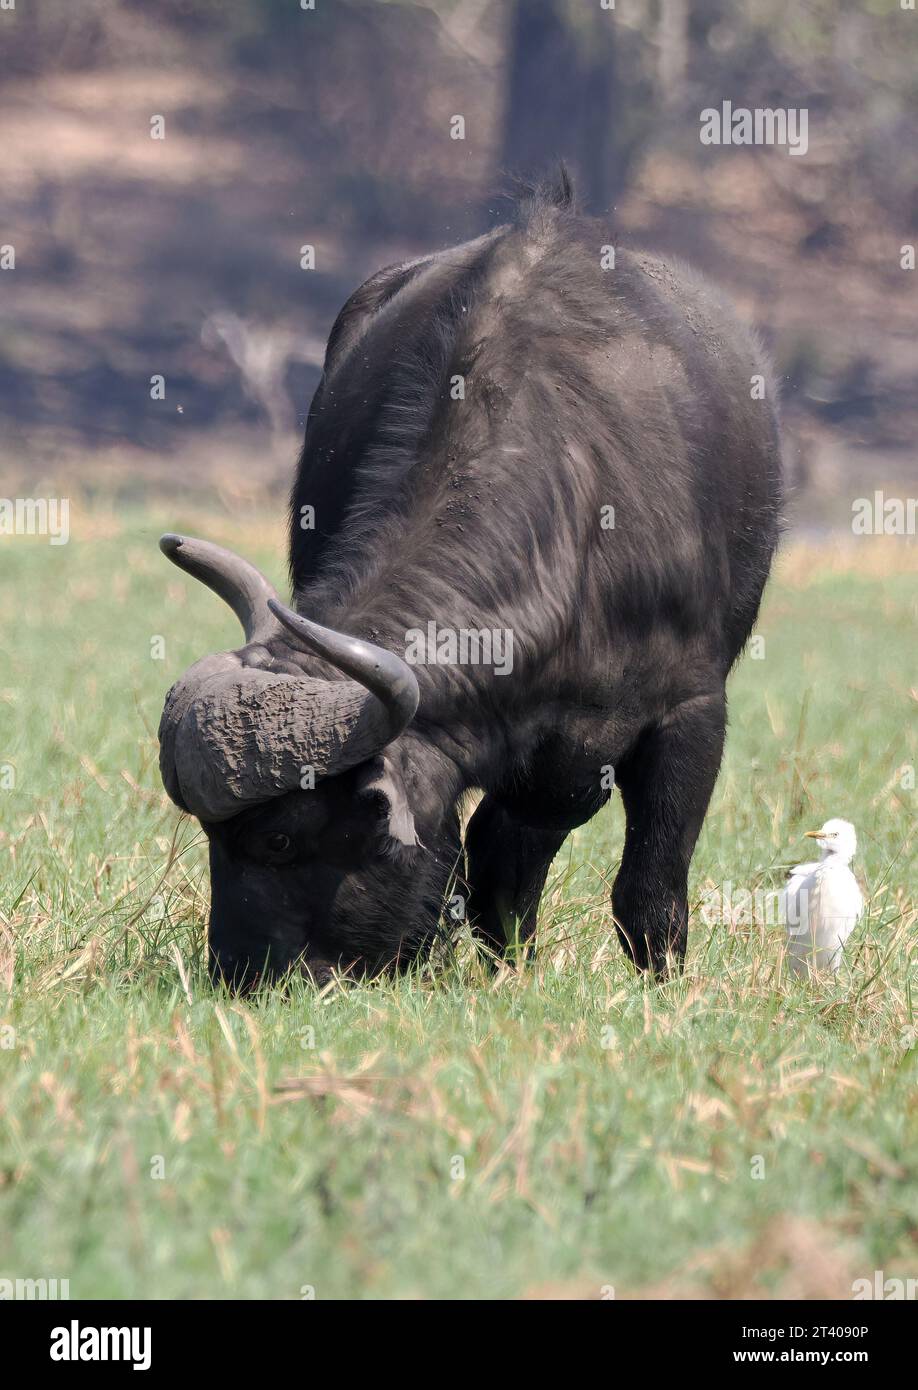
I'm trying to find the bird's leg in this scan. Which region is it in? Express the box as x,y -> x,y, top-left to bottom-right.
612,690 -> 727,977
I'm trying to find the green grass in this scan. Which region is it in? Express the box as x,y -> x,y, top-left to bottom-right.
0,505 -> 916,1299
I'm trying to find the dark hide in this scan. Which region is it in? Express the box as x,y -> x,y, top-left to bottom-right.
203,177 -> 781,985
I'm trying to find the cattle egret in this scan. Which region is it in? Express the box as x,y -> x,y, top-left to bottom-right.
781,818 -> 864,977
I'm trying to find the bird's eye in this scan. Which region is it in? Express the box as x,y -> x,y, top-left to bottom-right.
266,832 -> 291,854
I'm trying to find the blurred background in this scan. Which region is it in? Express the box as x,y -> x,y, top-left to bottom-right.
1,0 -> 916,528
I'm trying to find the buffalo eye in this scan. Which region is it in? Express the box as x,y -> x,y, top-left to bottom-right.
266,832 -> 291,854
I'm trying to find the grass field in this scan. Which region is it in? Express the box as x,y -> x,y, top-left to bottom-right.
1,506 -> 916,1300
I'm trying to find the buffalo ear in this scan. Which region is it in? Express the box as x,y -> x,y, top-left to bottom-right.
354,756 -> 419,848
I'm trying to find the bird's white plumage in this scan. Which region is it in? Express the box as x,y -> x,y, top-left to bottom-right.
781,818 -> 864,977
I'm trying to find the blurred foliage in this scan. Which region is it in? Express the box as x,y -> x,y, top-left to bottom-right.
0,0 -> 915,508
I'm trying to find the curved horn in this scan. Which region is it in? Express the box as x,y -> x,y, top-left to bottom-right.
268,598 -> 420,740
157,536 -> 420,822
160,534 -> 279,644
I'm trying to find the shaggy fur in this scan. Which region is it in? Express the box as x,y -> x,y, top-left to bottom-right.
199,174 -> 781,985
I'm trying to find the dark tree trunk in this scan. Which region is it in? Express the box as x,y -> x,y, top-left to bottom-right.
499,0 -> 625,213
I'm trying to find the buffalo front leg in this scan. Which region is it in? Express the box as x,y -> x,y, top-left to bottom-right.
612,691 -> 727,977
463,796 -> 575,960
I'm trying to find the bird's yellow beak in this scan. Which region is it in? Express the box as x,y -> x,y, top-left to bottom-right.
803,830 -> 821,839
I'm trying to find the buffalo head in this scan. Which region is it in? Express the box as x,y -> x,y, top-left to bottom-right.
157,534 -> 446,990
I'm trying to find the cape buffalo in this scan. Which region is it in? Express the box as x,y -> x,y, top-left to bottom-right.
157,175 -> 782,989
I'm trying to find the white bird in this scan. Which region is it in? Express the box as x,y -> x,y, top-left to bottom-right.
781,818 -> 864,977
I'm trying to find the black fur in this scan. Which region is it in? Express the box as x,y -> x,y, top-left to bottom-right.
210,177 -> 781,986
